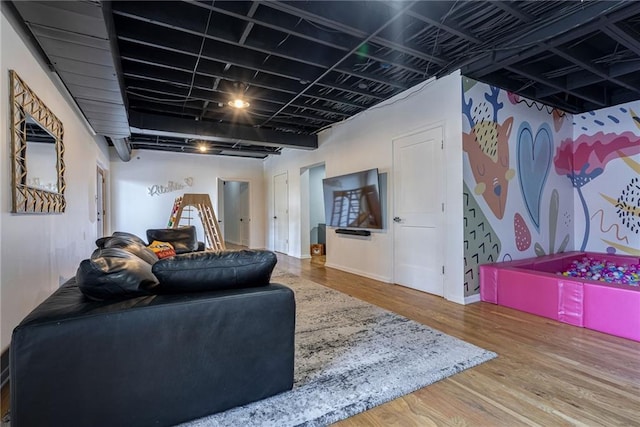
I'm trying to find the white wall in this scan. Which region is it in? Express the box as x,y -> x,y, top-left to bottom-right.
299,168 -> 311,258
309,165 -> 325,244
263,71 -> 465,302
1,8 -> 110,351
109,149 -> 265,249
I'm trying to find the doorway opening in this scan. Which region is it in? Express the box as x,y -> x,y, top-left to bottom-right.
273,172 -> 289,254
217,179 -> 251,249
300,163 -> 326,262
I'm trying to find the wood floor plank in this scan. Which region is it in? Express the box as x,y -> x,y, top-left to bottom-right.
282,253 -> 640,426
0,385 -> 7,422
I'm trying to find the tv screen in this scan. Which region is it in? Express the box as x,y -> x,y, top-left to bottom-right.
322,168 -> 383,229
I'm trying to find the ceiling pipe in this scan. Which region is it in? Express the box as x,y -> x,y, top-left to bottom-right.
112,137 -> 132,162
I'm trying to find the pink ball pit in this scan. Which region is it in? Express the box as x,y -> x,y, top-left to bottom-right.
479,252 -> 640,342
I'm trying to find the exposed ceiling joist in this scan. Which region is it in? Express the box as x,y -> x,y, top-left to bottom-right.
11,1 -> 640,157
129,111 -> 318,150
463,1 -> 630,78
601,23 -> 640,57
547,45 -> 640,95
261,1 -> 417,127
492,2 -> 534,23
504,64 -> 606,107
537,60 -> 640,99
261,1 -> 450,67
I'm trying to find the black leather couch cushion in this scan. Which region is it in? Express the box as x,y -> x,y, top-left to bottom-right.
153,250 -> 277,293
146,226 -> 199,254
76,248 -> 159,300
98,235 -> 159,265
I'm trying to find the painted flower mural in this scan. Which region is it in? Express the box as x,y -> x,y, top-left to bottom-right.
598,155 -> 640,255
617,176 -> 640,234
554,131 -> 640,250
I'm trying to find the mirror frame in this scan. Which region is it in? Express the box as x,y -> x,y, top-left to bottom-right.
10,70 -> 66,213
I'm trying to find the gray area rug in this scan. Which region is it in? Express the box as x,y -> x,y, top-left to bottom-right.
180,273 -> 497,427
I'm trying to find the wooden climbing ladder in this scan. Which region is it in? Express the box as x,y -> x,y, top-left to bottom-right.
168,193 -> 225,251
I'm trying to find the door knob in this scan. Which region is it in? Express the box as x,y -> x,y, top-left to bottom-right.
393,216 -> 402,223
273,216 -> 277,219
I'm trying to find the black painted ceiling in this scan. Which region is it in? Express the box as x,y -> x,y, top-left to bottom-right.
13,1 -> 640,158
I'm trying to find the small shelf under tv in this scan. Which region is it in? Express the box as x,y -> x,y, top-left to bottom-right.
335,228 -> 371,236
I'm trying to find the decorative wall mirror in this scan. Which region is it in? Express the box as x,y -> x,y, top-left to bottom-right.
10,70 -> 66,213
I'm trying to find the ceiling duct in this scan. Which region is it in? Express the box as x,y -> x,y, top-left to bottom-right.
112,138 -> 132,162
12,0 -> 131,140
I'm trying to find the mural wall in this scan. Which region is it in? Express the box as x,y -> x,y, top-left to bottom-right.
462,77 -> 574,297
568,102 -> 640,255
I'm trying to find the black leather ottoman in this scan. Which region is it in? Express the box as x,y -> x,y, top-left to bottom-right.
10,279 -> 295,427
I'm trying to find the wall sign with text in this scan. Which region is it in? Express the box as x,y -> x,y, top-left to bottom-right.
148,177 -> 193,196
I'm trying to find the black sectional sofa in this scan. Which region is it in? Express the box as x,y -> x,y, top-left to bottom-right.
10,228 -> 296,427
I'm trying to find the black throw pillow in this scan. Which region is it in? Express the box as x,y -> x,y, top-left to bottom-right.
146,226 -> 198,254
112,231 -> 148,246
96,231 -> 147,248
152,250 -> 277,293
100,235 -> 159,265
76,248 -> 159,301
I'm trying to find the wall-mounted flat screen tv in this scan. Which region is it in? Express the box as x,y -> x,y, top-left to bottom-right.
322,168 -> 383,229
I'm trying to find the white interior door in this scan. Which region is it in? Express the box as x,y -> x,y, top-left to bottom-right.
218,179 -> 250,247
393,126 -> 445,296
239,182 -> 250,247
273,172 -> 289,253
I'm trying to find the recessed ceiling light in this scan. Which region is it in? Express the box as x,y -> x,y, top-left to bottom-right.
229,82 -> 250,108
228,99 -> 250,109
358,82 -> 368,89
198,144 -> 208,152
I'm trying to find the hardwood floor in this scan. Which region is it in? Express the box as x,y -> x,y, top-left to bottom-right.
277,253 -> 640,426
2,253 -> 638,425
0,383 -> 7,423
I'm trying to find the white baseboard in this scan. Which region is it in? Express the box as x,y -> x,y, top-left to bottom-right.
309,261 -> 481,306
445,294 -> 466,305
324,262 -> 392,283
442,291 -> 481,305
464,294 -> 482,304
